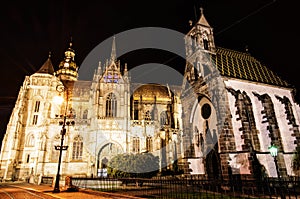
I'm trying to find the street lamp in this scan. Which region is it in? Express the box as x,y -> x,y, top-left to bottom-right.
53,84 -> 73,193
268,144 -> 280,179
268,144 -> 285,198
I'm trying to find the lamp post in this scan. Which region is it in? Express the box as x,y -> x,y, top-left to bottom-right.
53,84 -> 71,193
268,144 -> 280,179
268,144 -> 285,198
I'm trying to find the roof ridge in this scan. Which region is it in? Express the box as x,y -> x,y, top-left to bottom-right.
214,46 -> 291,88
216,46 -> 257,62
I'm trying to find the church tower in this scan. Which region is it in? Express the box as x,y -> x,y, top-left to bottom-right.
181,8 -> 229,178
55,41 -> 79,92
0,53 -> 62,180
183,7 -> 216,86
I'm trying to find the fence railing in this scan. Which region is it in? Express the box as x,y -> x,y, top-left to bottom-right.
70,176 -> 300,198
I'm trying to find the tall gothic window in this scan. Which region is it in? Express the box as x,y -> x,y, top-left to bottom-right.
72,135 -> 83,160
106,93 -> 117,117
83,109 -> 88,119
146,136 -> 153,152
26,134 -> 35,147
160,111 -> 167,126
132,137 -> 140,153
40,135 -> 47,151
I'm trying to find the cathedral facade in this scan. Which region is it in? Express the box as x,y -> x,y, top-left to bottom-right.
1,9 -> 299,181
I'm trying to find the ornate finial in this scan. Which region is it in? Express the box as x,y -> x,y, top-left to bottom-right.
245,45 -> 249,53
69,36 -> 73,47
200,7 -> 204,15
48,51 -> 51,58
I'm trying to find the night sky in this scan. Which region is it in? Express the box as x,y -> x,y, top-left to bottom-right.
0,0 -> 299,144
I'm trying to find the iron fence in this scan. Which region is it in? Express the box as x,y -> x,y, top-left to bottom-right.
71,176 -> 300,198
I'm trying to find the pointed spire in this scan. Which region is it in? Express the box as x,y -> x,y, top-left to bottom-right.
197,7 -> 210,27
110,36 -> 116,64
36,52 -> 55,74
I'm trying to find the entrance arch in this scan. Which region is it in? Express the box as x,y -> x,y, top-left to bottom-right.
205,143 -> 221,179
97,143 -> 123,170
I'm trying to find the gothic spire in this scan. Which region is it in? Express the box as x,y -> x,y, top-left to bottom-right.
110,36 -> 116,64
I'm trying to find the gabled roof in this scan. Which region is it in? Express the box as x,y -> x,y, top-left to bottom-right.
211,47 -> 290,88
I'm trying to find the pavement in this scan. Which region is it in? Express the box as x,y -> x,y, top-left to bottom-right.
9,181 -> 144,199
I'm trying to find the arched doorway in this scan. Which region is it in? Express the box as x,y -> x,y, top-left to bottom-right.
205,143 -> 221,180
97,143 -> 123,171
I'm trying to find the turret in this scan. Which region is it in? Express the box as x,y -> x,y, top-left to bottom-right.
55,41 -> 79,87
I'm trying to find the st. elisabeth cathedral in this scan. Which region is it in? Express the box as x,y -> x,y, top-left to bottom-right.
0,9 -> 299,182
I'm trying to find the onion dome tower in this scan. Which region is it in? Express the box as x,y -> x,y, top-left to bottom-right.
55,41 -> 79,87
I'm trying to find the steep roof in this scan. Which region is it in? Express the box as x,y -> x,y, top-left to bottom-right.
36,55 -> 55,75
211,47 -> 290,88
197,7 -> 210,27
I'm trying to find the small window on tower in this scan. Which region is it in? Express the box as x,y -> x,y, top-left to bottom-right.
203,39 -> 209,50
32,115 -> 38,125
26,154 -> 30,163
34,101 -> 40,112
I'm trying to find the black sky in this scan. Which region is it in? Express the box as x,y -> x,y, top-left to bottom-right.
0,0 -> 299,143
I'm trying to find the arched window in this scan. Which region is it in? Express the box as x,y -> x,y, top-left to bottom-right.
202,33 -> 209,50
132,137 -> 140,153
83,109 -> 88,119
72,135 -> 83,160
146,136 -> 153,152
106,93 -> 117,117
40,135 -> 47,151
203,39 -> 209,50
26,134 -> 35,147
160,111 -> 168,126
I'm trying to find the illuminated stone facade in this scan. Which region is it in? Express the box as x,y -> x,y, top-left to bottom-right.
0,9 -> 300,182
